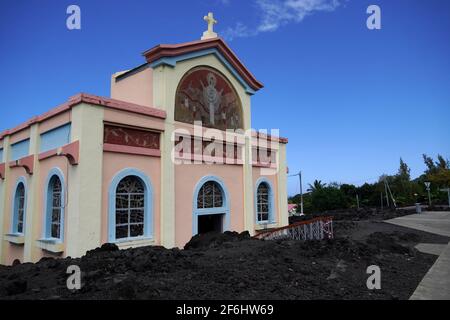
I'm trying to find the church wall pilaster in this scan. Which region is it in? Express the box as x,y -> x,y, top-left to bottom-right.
66,103 -> 104,258
23,124 -> 40,262
0,136 -> 11,264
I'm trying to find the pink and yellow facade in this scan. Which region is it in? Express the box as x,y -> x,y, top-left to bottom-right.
0,35 -> 288,265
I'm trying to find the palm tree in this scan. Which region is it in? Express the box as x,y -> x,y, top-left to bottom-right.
307,180 -> 326,192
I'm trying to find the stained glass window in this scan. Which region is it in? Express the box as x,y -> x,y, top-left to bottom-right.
49,176 -> 62,239
257,182 -> 270,222
14,182 -> 25,234
197,181 -> 223,209
115,176 -> 145,239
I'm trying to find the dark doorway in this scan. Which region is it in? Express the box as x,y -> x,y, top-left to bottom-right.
198,214 -> 223,234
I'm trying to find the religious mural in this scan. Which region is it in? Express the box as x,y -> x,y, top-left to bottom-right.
175,67 -> 243,131
104,125 -> 160,150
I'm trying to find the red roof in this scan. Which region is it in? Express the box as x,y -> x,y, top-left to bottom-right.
0,93 -> 166,140
143,37 -> 264,92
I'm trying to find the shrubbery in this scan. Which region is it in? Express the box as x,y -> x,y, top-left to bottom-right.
289,154 -> 450,214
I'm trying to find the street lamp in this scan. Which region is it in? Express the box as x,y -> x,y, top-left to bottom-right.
424,182 -> 431,207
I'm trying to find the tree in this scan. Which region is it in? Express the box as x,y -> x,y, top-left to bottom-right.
423,154 -> 437,174
393,158 -> 414,206
310,186 -> 349,211
307,180 -> 326,192
437,154 -> 450,170
398,158 -> 411,180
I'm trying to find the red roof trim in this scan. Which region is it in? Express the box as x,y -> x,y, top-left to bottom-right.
0,94 -> 166,140
143,37 -> 264,92
252,131 -> 288,144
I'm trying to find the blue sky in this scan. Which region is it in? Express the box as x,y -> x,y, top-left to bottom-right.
0,0 -> 449,196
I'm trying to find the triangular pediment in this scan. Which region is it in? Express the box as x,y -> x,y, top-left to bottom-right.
143,38 -> 263,95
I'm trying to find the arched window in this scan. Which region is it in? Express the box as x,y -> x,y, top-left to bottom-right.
256,180 -> 274,223
109,169 -> 153,243
12,181 -> 25,234
192,176 -> 230,235
43,169 -> 65,241
115,175 -> 146,240
197,181 -> 223,209
47,175 -> 63,239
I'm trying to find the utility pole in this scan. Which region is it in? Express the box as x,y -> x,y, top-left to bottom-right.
299,171 -> 304,215
356,194 -> 360,210
380,192 -> 383,210
289,171 -> 304,215
384,180 -> 390,208
425,182 -> 431,207
386,179 -> 397,208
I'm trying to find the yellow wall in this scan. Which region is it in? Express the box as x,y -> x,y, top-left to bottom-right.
66,103 -> 104,258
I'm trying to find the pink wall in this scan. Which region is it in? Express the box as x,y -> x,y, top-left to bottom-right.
34,156 -> 70,261
111,67 -> 153,108
101,152 -> 161,245
174,163 -> 245,247
253,168 -> 280,223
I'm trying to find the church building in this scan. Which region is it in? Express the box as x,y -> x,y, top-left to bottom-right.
0,13 -> 288,265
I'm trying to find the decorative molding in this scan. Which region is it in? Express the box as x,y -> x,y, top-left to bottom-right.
143,37 -> 263,93
38,141 -> 80,165
59,141 -> 79,165
9,155 -> 35,175
103,143 -> 161,157
104,125 -> 160,150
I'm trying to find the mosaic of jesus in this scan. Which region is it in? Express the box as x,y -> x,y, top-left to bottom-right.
175,67 -> 243,130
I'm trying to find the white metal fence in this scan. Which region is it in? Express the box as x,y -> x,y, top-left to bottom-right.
254,217 -> 334,241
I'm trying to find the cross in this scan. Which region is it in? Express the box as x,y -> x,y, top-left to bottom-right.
204,12 -> 217,33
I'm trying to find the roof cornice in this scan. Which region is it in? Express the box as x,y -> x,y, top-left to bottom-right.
0,94 -> 166,140
142,37 -> 263,93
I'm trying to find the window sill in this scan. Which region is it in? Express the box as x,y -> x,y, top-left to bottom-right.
36,238 -> 64,253
4,233 -> 25,245
255,222 -> 278,231
113,237 -> 155,250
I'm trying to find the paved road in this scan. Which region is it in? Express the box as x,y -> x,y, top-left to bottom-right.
386,211 -> 450,300
387,211 -> 450,237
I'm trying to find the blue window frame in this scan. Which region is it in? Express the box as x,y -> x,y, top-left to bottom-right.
43,168 -> 65,241
40,123 -> 71,153
12,177 -> 27,234
255,178 -> 275,224
192,176 -> 230,235
11,139 -> 30,161
108,168 -> 153,243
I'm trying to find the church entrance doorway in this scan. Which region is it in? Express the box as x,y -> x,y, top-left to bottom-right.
198,214 -> 224,234
193,177 -> 230,236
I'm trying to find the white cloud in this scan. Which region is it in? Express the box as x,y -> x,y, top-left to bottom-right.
222,0 -> 343,40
